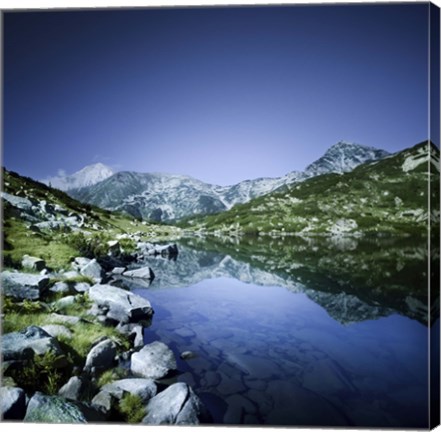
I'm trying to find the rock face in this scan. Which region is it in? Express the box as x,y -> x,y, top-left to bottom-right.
89,284 -> 153,324
1,271 -> 49,300
142,383 -> 208,425
122,266 -> 155,280
21,255 -> 46,271
24,392 -> 87,423
83,338 -> 117,373
0,386 -> 27,420
131,341 -> 177,379
2,326 -> 65,364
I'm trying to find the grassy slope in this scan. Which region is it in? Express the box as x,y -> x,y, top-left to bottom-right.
180,142 -> 439,236
2,168 -> 181,270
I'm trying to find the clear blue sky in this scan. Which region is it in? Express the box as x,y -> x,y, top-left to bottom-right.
3,4 -> 434,186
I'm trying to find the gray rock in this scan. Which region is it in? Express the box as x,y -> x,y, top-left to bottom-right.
131,341 -> 176,380
2,326 -> 65,365
48,313 -> 82,325
53,295 -> 76,310
24,392 -> 87,423
91,390 -> 116,415
63,270 -> 81,279
74,282 -> 90,293
1,192 -> 33,211
1,271 -> 49,300
58,376 -> 87,401
89,284 -> 153,324
142,383 -> 207,425
111,267 -> 126,275
84,338 -> 117,374
41,324 -> 73,339
22,255 -> 46,272
49,281 -> 72,295
80,259 -> 102,283
72,257 -> 91,269
0,386 -> 26,420
123,266 -> 155,280
102,378 -> 157,403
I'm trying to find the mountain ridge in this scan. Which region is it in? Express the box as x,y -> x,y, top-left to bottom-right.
68,141 -> 390,222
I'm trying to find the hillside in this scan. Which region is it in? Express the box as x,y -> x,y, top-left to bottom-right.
180,141 -> 440,236
2,168 -> 181,270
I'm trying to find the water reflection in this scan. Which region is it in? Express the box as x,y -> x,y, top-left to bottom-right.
129,236 -> 432,427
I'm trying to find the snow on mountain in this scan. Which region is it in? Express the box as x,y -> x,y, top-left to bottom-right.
41,163 -> 114,191
68,141 -> 389,222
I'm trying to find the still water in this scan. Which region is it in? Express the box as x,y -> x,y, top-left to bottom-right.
128,236 -> 432,427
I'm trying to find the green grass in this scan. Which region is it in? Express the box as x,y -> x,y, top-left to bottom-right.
118,393 -> 146,423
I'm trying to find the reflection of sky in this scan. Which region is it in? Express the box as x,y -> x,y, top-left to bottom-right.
137,277 -> 428,427
3,4 -> 432,185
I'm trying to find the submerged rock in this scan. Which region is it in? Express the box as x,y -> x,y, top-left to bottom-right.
0,386 -> 26,420
142,382 -> 208,425
24,393 -> 87,423
1,271 -> 49,300
131,341 -> 176,380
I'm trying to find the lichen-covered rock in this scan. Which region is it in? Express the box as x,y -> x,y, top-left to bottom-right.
1,271 -> 49,300
89,284 -> 153,324
0,386 -> 26,420
24,392 -> 87,423
131,341 -> 176,380
142,383 -> 208,425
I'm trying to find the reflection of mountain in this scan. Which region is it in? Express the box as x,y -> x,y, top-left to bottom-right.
118,236 -> 431,325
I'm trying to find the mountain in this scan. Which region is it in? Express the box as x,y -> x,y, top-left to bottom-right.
41,163 -> 114,191
69,141 -> 389,222
184,141 -> 439,236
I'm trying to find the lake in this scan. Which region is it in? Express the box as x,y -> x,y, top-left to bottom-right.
127,235 -> 436,427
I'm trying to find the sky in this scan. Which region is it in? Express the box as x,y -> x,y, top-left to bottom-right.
2,3 -> 437,186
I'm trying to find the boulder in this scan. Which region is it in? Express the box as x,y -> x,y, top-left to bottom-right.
80,259 -> 102,283
123,266 -> 155,280
41,324 -> 73,339
73,282 -> 90,293
24,392 -> 87,423
83,338 -> 117,374
49,281 -> 72,295
142,383 -> 207,425
101,378 -> 157,403
111,267 -> 126,275
1,271 -> 49,300
107,240 -> 121,256
89,284 -> 153,324
180,351 -> 197,360
1,192 -> 33,211
91,390 -> 116,415
131,341 -> 176,380
0,386 -> 26,420
115,323 -> 144,348
2,326 -> 65,365
22,255 -> 46,272
53,295 -> 76,311
58,376 -> 87,401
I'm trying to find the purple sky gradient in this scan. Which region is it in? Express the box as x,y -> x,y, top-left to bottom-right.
3,4 -> 435,185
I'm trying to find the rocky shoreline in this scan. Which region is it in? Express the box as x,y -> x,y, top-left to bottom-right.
1,242 -> 211,424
